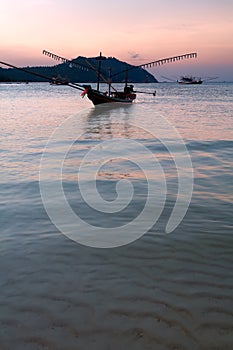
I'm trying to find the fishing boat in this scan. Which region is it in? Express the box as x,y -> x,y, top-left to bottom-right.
81,84 -> 136,105
162,74 -> 218,85
0,51 -> 197,106
41,50 -> 198,105
178,76 -> 202,84
50,75 -> 69,85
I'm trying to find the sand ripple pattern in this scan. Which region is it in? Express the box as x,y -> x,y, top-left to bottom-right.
0,230 -> 233,350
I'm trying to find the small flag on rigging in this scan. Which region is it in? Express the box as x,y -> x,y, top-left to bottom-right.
81,88 -> 88,98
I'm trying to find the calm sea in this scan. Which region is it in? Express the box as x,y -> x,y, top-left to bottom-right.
0,82 -> 233,349
1,82 -> 232,240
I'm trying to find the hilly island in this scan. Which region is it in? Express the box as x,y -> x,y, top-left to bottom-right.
0,56 -> 158,83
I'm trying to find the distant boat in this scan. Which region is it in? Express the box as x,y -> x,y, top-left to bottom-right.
42,50 -> 198,105
50,75 -> 69,85
178,76 -> 202,84
0,50 -> 198,106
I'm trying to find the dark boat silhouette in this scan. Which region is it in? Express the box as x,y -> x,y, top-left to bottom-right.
42,50 -> 197,105
1,50 -> 198,105
178,76 -> 202,84
81,84 -> 136,105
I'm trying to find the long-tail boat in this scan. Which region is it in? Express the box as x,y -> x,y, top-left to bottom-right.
0,51 -> 197,105
42,50 -> 197,105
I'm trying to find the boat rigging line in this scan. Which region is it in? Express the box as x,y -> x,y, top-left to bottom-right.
0,60 -> 85,92
110,52 -> 197,78
42,49 -> 118,92
1,50 -> 198,105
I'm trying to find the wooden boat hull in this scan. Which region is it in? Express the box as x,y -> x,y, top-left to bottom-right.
86,88 -> 136,105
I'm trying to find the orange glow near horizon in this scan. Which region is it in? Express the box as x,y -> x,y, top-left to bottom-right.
1,0 -> 233,80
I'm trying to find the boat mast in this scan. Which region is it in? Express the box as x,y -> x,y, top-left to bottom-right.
96,52 -> 106,91
124,66 -> 128,88
108,67 -> 112,96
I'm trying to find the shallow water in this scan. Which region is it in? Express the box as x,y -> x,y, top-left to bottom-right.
0,82 -> 233,349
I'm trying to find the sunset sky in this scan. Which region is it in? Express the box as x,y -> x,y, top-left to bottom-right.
1,0 -> 233,81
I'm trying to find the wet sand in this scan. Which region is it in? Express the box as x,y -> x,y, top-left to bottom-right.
1,229 -> 233,350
